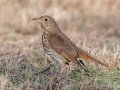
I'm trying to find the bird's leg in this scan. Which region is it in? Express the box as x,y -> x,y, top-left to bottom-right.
60,64 -> 66,74
66,64 -> 71,74
60,62 -> 72,74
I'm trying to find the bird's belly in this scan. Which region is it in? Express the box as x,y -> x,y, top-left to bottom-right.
42,36 -> 66,65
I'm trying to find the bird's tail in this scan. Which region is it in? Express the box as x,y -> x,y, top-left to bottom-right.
80,52 -> 108,67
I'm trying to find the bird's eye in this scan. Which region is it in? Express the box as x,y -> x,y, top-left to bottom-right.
45,18 -> 48,21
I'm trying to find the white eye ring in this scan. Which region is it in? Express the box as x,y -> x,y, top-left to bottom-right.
45,18 -> 48,21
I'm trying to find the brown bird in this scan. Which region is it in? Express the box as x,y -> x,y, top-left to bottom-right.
33,15 -> 108,70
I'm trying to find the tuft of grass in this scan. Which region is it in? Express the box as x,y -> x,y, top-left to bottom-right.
0,0 -> 120,89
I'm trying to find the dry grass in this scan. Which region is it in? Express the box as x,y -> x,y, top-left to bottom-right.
0,0 -> 120,90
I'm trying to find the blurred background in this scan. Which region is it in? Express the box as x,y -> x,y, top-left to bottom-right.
0,0 -> 120,89
0,0 -> 120,49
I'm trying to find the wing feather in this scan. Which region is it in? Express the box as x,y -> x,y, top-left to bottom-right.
48,33 -> 79,63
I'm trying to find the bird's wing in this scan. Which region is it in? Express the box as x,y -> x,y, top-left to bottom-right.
48,33 -> 85,68
48,33 -> 108,67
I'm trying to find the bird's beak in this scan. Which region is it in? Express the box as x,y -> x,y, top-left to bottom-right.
32,18 -> 39,21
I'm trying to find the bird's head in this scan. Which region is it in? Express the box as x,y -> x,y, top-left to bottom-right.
33,15 -> 58,31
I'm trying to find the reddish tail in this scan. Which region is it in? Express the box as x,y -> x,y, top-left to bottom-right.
80,52 -> 108,67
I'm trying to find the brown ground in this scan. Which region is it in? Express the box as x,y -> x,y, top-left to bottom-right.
0,0 -> 120,90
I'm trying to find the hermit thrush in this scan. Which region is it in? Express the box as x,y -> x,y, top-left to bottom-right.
33,15 -> 108,70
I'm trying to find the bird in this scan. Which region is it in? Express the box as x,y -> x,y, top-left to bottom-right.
32,15 -> 108,70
